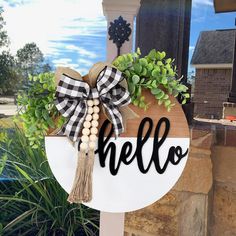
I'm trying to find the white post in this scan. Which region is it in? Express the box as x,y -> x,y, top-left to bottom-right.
100,1 -> 140,235
102,0 -> 141,62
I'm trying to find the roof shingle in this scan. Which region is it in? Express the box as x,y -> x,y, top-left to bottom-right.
191,29 -> 236,65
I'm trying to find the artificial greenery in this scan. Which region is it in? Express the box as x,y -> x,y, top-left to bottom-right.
16,73 -> 64,149
113,48 -> 190,111
0,126 -> 99,235
16,49 -> 189,148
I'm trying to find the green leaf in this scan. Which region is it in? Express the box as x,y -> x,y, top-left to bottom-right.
132,75 -> 140,84
161,68 -> 167,75
155,91 -> 165,99
47,117 -> 55,128
124,70 -> 131,78
147,63 -> 154,71
42,109 -> 49,121
168,68 -> 175,76
137,47 -> 141,55
128,82 -> 135,94
164,100 -> 171,107
151,69 -> 160,78
161,77 -> 168,84
165,58 -> 172,64
160,51 -> 166,59
168,88 -> 173,94
141,68 -> 147,76
133,99 -> 139,106
151,80 -> 157,87
157,61 -> 163,66
184,93 -> 190,98
136,86 -> 142,97
133,63 -> 142,74
139,58 -> 148,67
35,109 -> 41,118
140,78 -> 145,83
147,49 -> 157,60
139,102 -> 146,109
0,153 -> 7,175
151,88 -> 161,95
178,84 -> 188,92
163,94 -> 169,100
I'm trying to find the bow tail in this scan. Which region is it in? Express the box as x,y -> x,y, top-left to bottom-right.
62,102 -> 87,142
103,103 -> 124,138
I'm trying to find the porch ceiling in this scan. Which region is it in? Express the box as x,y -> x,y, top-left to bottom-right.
214,0 -> 236,13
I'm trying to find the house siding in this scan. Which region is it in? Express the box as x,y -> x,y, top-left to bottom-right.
193,68 -> 232,118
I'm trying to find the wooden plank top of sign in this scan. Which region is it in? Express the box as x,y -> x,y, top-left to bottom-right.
49,69 -> 189,139
98,89 -> 189,139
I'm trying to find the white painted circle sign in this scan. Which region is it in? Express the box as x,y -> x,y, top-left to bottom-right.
45,105 -> 190,213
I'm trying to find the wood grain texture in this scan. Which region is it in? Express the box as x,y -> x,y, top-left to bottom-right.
98,89 -> 189,138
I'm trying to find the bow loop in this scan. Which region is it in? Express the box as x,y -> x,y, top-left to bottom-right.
55,66 -> 131,142
97,67 -> 124,95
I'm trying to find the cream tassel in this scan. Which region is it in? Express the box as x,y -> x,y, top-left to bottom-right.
67,148 -> 87,203
67,98 -> 99,204
83,148 -> 95,202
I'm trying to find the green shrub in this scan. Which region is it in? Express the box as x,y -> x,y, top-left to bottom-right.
0,126 -> 99,236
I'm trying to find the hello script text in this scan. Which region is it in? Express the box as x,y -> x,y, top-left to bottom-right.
95,117 -> 188,176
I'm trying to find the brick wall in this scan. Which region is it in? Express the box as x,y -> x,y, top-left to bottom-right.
193,68 -> 232,119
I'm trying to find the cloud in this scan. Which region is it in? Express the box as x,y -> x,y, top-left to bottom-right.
192,0 -> 213,7
77,58 -> 93,67
65,44 -> 98,59
189,46 -> 195,52
2,0 -> 105,55
52,58 -> 80,71
52,58 -> 72,65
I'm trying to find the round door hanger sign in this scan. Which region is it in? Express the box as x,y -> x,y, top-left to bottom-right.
45,90 -> 190,213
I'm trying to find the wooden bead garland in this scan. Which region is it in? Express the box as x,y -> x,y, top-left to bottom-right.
69,98 -> 100,203
80,99 -> 100,152
85,114 -> 92,121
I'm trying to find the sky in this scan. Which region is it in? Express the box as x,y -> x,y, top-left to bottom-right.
1,0 -> 236,76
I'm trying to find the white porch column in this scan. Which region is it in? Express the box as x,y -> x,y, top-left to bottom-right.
102,0 -> 141,62
100,1 -> 140,235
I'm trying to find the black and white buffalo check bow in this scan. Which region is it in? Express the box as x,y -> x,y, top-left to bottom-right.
55,66 -> 131,142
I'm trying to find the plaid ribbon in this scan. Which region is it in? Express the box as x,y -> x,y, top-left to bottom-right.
55,66 -> 131,142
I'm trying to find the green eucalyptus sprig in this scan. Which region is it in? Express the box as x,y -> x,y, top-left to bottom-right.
113,48 -> 190,111
16,73 -> 65,148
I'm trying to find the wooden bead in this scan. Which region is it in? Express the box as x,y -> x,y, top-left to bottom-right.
87,100 -> 94,107
81,135 -> 89,143
91,120 -> 98,127
93,99 -> 100,106
85,114 -> 92,121
93,106 -> 100,114
88,142 -> 96,150
87,107 -> 93,114
90,134 -> 97,142
80,142 -> 88,151
82,128 -> 90,136
92,113 -> 99,120
90,127 -> 98,135
83,121 -> 91,128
